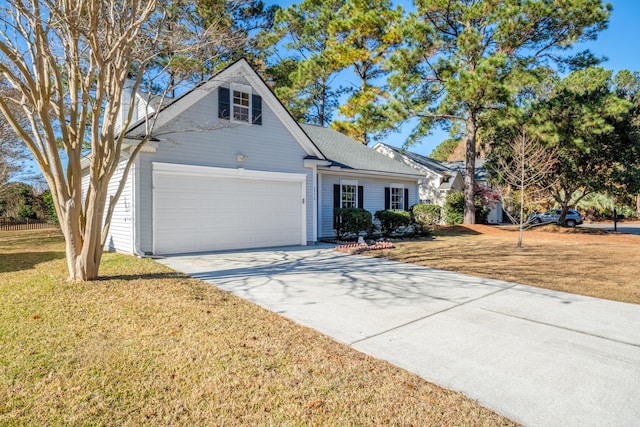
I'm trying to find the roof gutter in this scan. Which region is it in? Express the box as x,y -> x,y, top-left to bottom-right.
318,167 -> 422,181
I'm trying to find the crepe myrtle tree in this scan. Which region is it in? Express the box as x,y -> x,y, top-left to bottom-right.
0,0 -> 244,281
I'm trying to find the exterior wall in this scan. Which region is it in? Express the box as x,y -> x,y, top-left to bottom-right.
105,160 -> 134,253
81,159 -> 135,254
318,172 -> 418,238
136,76 -> 314,253
372,144 -> 448,206
418,173 -> 446,205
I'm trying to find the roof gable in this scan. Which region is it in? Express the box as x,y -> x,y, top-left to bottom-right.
125,59 -> 325,159
373,143 -> 455,176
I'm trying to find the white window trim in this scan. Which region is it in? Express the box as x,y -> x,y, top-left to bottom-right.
230,83 -> 252,125
340,179 -> 358,209
390,183 -> 405,210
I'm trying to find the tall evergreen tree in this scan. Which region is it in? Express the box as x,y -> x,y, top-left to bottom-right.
265,0 -> 346,125
328,0 -> 403,145
388,0 -> 611,223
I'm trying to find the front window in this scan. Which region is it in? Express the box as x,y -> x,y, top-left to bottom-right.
391,186 -> 404,210
341,184 -> 357,208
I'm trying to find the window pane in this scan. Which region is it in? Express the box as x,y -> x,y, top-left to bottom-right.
232,90 -> 250,122
233,105 -> 249,122
391,187 -> 404,210
233,90 -> 249,106
341,184 -> 356,208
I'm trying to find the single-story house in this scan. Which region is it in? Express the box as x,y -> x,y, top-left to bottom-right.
86,59 -> 421,255
373,143 -> 503,224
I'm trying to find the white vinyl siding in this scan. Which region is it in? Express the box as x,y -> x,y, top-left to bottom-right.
81,159 -> 135,254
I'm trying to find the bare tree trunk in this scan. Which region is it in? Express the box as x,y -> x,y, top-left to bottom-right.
464,113 -> 477,224
637,194 -> 640,217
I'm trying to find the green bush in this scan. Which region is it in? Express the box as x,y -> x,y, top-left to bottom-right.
443,192 -> 465,225
42,190 -> 59,225
16,203 -> 36,221
334,208 -> 373,240
374,209 -> 411,237
443,191 -> 490,225
411,204 -> 441,234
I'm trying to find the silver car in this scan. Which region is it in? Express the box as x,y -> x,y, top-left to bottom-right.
528,209 -> 584,227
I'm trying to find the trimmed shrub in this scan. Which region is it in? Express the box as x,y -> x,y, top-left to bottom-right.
374,209 -> 411,237
334,208 -> 373,240
411,204 -> 441,234
444,191 -> 465,225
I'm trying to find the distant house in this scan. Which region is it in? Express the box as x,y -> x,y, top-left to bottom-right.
83,59 -> 420,255
373,143 -> 503,224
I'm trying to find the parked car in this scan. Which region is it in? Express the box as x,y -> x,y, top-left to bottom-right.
528,209 -> 584,227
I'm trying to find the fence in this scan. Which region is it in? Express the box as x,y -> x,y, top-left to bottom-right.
0,218 -> 58,231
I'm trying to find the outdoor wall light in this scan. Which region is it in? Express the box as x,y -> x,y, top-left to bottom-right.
236,153 -> 247,163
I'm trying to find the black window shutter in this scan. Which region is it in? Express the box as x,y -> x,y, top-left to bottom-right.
404,188 -> 409,211
333,184 -> 340,229
252,94 -> 262,125
218,87 -> 230,119
333,184 -> 341,208
357,186 -> 364,209
384,187 -> 390,210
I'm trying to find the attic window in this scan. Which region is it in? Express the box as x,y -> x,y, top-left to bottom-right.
218,85 -> 262,125
232,86 -> 250,123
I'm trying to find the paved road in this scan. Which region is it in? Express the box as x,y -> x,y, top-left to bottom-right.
580,222 -> 640,235
159,246 -> 640,427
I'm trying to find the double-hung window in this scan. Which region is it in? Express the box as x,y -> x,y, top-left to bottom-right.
385,184 -> 408,211
232,84 -> 251,124
390,185 -> 404,210
341,182 -> 357,208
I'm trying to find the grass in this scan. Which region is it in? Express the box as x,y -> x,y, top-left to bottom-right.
0,230 -> 516,426
369,224 -> 640,304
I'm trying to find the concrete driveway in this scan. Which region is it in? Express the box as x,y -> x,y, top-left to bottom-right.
158,245 -> 640,427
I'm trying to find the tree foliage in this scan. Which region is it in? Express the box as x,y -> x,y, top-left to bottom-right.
327,0 -> 403,145
265,0 -> 346,125
388,0 -> 611,224
0,80 -> 32,188
536,67 -> 636,223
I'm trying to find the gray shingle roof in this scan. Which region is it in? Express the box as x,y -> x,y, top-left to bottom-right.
376,143 -> 455,175
443,159 -> 488,181
301,124 -> 421,177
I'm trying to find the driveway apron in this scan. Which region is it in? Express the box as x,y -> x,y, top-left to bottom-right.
158,245 -> 640,427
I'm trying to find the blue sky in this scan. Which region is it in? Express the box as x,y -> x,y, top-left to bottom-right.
267,0 -> 640,156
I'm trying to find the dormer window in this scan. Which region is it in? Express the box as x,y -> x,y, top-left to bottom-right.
218,85 -> 262,125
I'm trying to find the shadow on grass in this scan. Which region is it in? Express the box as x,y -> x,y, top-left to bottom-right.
0,251 -> 66,273
434,225 -> 482,236
97,271 -> 188,282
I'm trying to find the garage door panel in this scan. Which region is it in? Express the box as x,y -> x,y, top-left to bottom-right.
154,171 -> 304,254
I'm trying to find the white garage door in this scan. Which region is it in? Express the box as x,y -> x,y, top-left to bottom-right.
153,164 -> 306,254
